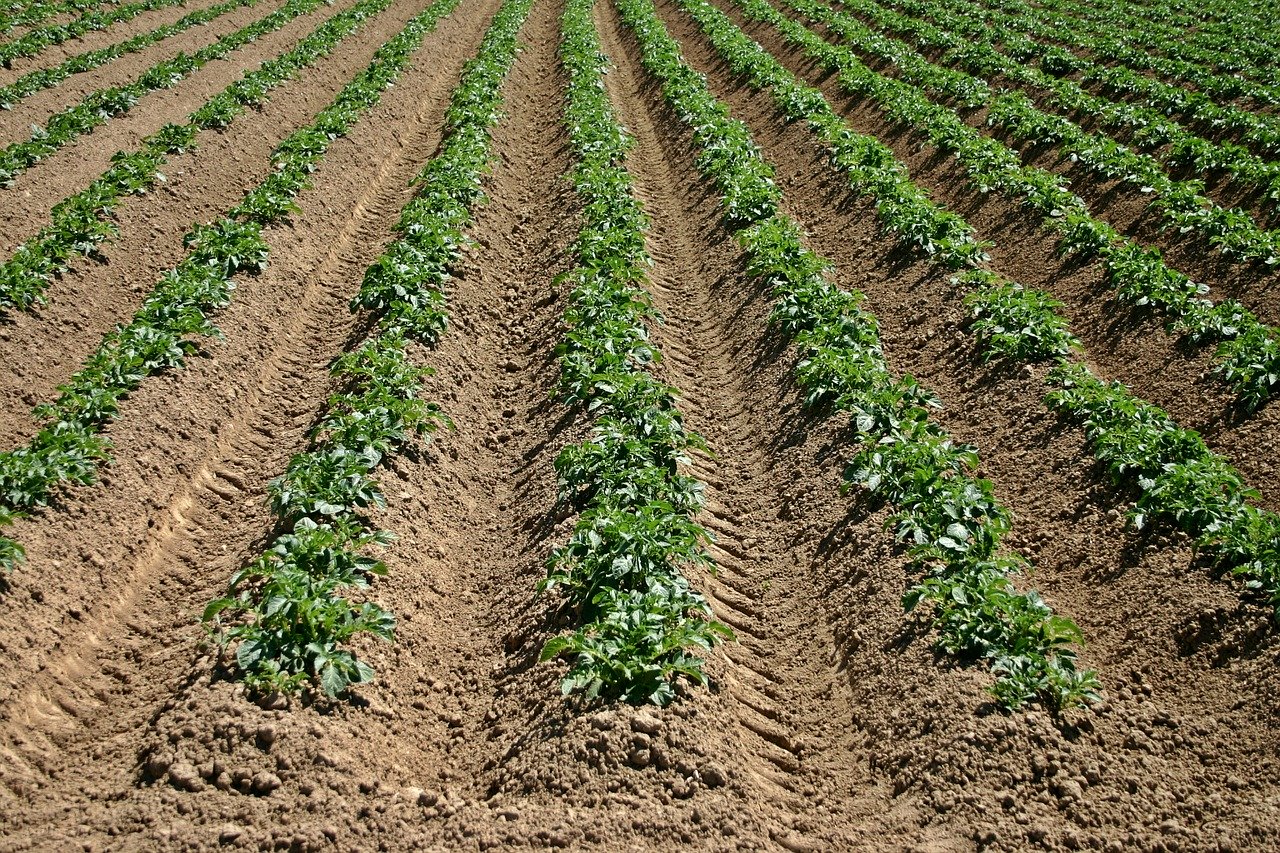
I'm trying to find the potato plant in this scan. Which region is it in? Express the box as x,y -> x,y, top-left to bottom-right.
538,0 -> 732,707
207,0 -> 532,699
621,0 -> 1098,710
1046,363 -> 1280,611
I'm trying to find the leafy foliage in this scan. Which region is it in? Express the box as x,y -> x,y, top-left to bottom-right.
538,0 -> 732,705
208,0 -> 527,699
628,0 -> 1097,711
0,0 -> 259,110
1045,363 -> 1280,608
0,0 -> 336,311
1,0 -> 464,587
0,0 -> 186,67
743,0 -> 1280,409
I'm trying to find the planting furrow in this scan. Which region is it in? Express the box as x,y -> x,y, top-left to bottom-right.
144,0 -> 736,843
0,0 -> 436,564
0,0 -> 497,820
0,0 -> 185,66
733,0 -> 1280,413
0,0 -> 214,86
614,0 -> 1097,709
591,1 -> 901,838
206,0 -> 529,701
0,0 -> 259,115
579,0 -> 799,792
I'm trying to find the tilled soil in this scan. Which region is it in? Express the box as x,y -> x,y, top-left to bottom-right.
1,0 -> 1279,849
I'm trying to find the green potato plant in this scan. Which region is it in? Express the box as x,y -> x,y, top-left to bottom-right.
207,0 -> 531,698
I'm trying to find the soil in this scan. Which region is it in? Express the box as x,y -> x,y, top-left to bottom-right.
1,0 -> 1279,849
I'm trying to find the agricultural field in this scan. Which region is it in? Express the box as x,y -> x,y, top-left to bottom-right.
0,0 -> 1279,846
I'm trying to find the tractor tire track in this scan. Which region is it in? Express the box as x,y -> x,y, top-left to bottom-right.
592,0 -> 956,846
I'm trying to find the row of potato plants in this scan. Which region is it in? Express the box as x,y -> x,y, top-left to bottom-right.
1044,363 -> 1280,614
0,0 -> 259,109
207,0 -> 538,700
0,0 -> 315,186
747,0 -> 1280,411
983,0 -> 1277,90
965,0 -> 1280,157
0,0 -> 354,312
864,0 -> 1280,209
956,0 -> 1280,108
624,0 -> 1098,710
0,0 -> 183,65
0,0 -> 103,34
1027,0 -> 1280,78
538,0 -> 732,706
819,0 -> 1280,266
681,0 -> 1280,617
0,0 -> 405,569
681,0 -> 1071,359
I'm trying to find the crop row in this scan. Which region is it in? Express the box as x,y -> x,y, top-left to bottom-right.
964,0 -> 1280,157
955,0 -> 1280,109
817,0 -> 1280,266
859,0 -> 1280,209
0,0 -> 183,66
0,0 -> 258,110
0,0 -> 353,313
0,0 -> 320,188
207,0 -> 536,699
743,0 -> 1280,411
0,0 -> 401,568
1023,0 -> 1280,78
677,0 -> 1280,615
537,0 -> 732,706
0,0 -> 104,35
621,0 -> 1097,709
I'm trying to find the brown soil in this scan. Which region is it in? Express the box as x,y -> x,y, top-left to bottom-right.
1,0 -> 1279,849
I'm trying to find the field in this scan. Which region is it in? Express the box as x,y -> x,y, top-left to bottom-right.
1,0 -> 1279,848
